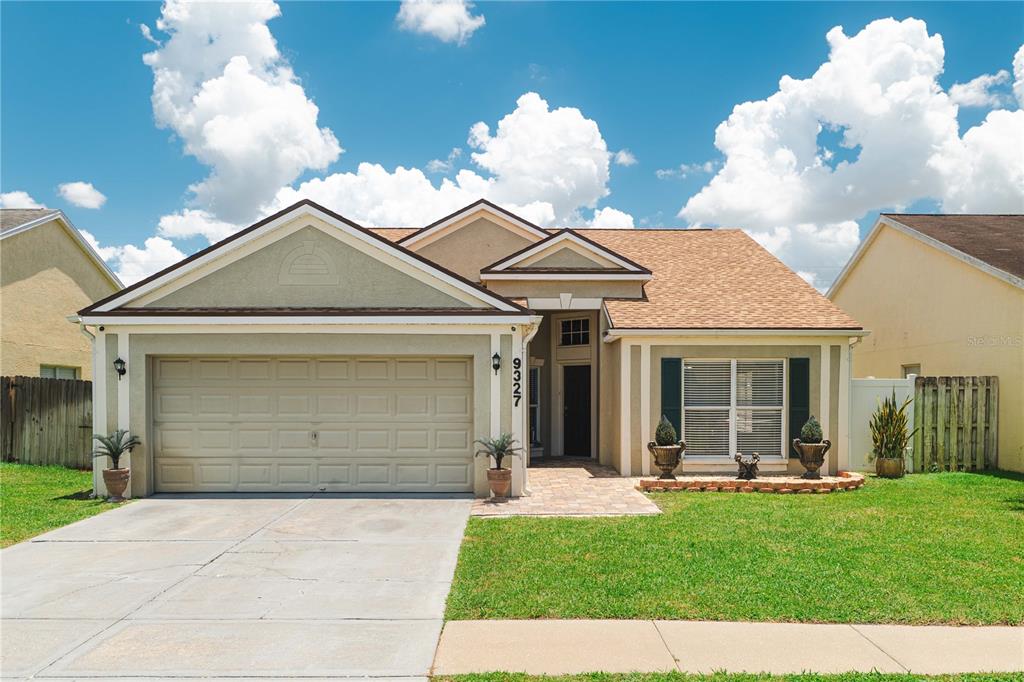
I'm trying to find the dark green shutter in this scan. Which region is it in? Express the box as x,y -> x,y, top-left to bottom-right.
788,358 -> 810,446
660,358 -> 682,437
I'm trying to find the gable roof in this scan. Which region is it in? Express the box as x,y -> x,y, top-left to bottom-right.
80,199 -> 528,316
829,214 -> 1024,296
586,229 -> 862,330
0,208 -> 123,289
1,208 -> 56,232
397,199 -> 550,247
886,214 -> 1023,280
376,223 -> 861,330
480,229 -> 652,278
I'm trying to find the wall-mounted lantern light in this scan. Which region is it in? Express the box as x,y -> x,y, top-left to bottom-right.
491,352 -> 501,375
113,357 -> 127,380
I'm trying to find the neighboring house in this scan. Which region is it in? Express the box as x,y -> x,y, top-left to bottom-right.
829,214 -> 1023,473
78,199 -> 863,498
1,209 -> 122,380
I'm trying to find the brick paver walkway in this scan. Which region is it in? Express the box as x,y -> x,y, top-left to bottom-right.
471,460 -> 660,517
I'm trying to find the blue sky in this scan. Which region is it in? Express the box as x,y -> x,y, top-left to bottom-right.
2,1 -> 1022,285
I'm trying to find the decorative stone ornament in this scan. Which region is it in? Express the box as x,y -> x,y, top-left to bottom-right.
648,442 -> 685,480
792,439 -> 832,479
735,452 -> 760,480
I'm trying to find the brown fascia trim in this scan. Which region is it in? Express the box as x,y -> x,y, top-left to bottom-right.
481,268 -> 638,275
88,307 -> 535,317
397,198 -> 549,244
79,199 -> 529,316
881,213 -> 1024,217
607,325 -> 865,331
480,229 -> 652,274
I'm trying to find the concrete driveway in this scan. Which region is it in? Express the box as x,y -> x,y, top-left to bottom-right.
1,493 -> 472,680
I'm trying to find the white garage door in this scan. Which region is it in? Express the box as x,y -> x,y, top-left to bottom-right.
152,356 -> 474,492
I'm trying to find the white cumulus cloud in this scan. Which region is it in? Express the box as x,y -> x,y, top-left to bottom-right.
588,206 -> 635,229
268,92 -> 632,229
426,147 -> 463,174
1014,44 -> 1024,107
79,230 -> 186,285
948,70 -> 1011,108
613,149 -> 637,166
58,181 -> 107,209
143,0 -> 340,224
677,18 -> 1024,288
396,0 -> 485,46
0,191 -> 43,209
157,209 -> 240,242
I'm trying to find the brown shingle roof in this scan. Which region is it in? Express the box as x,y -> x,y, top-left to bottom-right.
374,223 -> 861,330
369,227 -> 419,240
584,229 -> 862,330
883,214 -> 1024,280
0,208 -> 57,233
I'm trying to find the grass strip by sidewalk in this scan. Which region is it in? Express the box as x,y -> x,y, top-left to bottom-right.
435,674 -> 1023,682
0,463 -> 119,547
447,473 -> 1024,624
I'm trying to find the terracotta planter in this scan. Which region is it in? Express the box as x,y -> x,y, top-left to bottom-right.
876,457 -> 905,479
486,468 -> 512,498
792,439 -> 831,479
647,442 -> 684,480
102,468 -> 130,502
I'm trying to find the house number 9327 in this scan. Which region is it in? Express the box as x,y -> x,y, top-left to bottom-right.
512,357 -> 522,407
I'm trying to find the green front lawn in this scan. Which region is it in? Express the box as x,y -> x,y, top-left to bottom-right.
0,463 -> 119,547
447,473 -> 1024,624
438,671 -> 1024,675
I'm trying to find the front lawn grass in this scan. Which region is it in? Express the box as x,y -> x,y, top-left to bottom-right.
438,671 -> 1024,675
0,463 -> 119,547
446,473 -> 1024,624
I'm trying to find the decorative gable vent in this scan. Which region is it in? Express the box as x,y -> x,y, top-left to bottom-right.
279,240 -> 339,285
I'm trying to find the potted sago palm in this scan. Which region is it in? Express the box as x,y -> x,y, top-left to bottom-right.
475,432 -> 522,498
92,429 -> 140,502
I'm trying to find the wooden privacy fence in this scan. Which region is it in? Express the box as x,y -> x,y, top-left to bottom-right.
912,376 -> 998,472
1,376 -> 93,469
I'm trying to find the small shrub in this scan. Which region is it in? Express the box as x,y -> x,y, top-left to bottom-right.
655,415 -> 678,446
800,416 -> 823,443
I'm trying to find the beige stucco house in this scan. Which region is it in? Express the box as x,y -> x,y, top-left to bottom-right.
829,214 -> 1023,473
78,199 -> 864,498
1,209 -> 121,380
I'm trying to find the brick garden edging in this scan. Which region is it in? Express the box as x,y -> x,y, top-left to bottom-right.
638,471 -> 866,494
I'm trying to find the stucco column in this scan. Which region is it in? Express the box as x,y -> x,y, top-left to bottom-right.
619,341 -> 633,476
91,329 -> 107,497
819,343 -> 831,476
838,340 -> 851,472
640,343 -> 651,476
117,332 -> 132,498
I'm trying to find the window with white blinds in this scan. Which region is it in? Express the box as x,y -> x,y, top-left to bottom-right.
682,359 -> 785,458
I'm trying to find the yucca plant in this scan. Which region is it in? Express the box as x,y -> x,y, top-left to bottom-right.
474,433 -> 522,470
870,391 -> 917,460
92,429 -> 141,470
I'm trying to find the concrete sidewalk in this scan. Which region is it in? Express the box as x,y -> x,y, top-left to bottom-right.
434,620 -> 1024,675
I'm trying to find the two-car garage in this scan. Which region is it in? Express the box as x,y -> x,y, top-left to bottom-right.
151,356 -> 475,493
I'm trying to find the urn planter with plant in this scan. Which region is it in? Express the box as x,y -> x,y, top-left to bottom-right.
93,429 -> 140,502
870,390 -> 916,479
475,433 -> 522,498
792,416 -> 831,479
647,415 -> 685,479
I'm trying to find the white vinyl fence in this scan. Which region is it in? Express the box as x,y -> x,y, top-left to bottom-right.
849,376 -> 916,472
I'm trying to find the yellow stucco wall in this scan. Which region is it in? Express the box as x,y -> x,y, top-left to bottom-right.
0,220 -> 118,379
831,224 -> 1024,472
415,217 -> 533,282
150,224 -> 475,309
